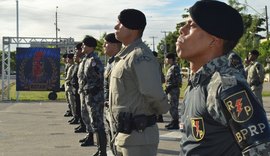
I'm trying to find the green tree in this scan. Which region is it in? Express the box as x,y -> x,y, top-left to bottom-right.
229,0 -> 267,60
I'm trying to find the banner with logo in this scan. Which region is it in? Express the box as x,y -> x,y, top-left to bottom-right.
16,47 -> 60,91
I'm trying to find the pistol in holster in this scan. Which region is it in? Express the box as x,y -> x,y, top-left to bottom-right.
117,112 -> 157,134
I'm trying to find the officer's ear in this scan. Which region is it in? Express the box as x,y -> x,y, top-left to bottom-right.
208,36 -> 222,48
209,36 -> 223,48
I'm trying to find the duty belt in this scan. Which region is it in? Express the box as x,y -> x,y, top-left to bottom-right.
117,113 -> 157,134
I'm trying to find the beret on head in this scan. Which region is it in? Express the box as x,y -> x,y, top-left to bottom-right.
118,9 -> 146,30
76,42 -> 82,50
250,50 -> 260,56
67,53 -> 74,59
82,35 -> 97,47
189,0 -> 244,40
166,53 -> 176,60
105,33 -> 121,43
62,53 -> 67,58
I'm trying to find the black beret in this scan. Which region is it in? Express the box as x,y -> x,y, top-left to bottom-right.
62,53 -> 67,58
82,35 -> 97,47
76,42 -> 82,50
166,53 -> 176,60
250,50 -> 260,56
67,53 -> 74,59
189,0 -> 243,40
105,33 -> 121,43
118,9 -> 146,30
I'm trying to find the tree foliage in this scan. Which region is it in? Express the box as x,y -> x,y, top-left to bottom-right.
155,0 -> 269,67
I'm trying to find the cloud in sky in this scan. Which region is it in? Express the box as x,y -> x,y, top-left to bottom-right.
1,0 -> 270,50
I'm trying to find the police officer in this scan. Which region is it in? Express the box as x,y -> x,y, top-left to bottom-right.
71,43 -> 87,132
109,9 -> 170,156
63,53 -> 73,117
103,33 -> 122,154
246,50 -> 265,106
65,53 -> 79,124
164,53 -> 182,130
77,40 -> 94,146
79,35 -> 107,155
175,1 -> 270,155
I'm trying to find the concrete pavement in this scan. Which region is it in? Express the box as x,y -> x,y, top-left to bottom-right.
0,97 -> 270,156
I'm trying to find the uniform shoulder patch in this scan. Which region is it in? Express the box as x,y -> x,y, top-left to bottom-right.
223,90 -> 253,123
190,117 -> 205,141
134,55 -> 151,64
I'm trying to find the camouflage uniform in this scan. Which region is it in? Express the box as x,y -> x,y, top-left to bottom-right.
227,51 -> 246,78
69,63 -> 81,122
179,55 -> 270,156
165,63 -> 182,121
77,56 -> 92,133
246,61 -> 265,106
79,52 -> 105,132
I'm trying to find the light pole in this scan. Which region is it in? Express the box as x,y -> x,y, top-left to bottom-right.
16,0 -> 19,44
149,36 -> 157,51
16,0 -> 19,101
55,6 -> 59,47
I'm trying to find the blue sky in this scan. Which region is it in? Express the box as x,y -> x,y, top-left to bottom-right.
0,0 -> 269,50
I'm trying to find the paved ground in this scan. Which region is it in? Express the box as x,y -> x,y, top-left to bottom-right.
0,101 -> 180,156
0,96 -> 270,156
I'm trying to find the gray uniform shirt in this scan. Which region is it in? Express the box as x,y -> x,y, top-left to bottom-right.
109,38 -> 169,146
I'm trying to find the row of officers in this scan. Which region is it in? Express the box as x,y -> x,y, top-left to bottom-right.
61,2 -> 270,156
62,33 -> 182,155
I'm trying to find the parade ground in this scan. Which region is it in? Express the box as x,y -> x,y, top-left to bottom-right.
0,97 -> 270,156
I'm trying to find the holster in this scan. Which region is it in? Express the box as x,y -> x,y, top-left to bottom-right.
117,112 -> 156,134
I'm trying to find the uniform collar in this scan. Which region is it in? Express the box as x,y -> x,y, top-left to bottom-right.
108,56 -> 115,64
189,55 -> 228,87
86,51 -> 96,58
115,38 -> 142,62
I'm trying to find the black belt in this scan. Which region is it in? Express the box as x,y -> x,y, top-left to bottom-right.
132,114 -> 157,133
117,113 -> 157,134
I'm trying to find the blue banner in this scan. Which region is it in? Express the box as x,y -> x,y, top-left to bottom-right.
16,48 -> 60,91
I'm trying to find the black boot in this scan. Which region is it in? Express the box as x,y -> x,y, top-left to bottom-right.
79,133 -> 89,143
166,120 -> 179,130
165,120 -> 173,128
68,117 -> 75,123
157,115 -> 164,122
92,130 -> 107,156
75,124 -> 86,133
74,125 -> 81,130
69,117 -> 79,124
64,110 -> 72,117
80,132 -> 94,146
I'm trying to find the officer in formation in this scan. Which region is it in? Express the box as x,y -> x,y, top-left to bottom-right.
164,53 -> 182,130
175,0 -> 270,155
102,33 -> 122,154
65,53 -> 80,124
63,53 -> 73,117
109,9 -> 170,156
70,43 -> 87,133
78,35 -> 107,156
245,50 -> 265,106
